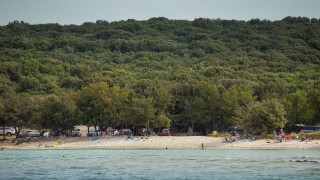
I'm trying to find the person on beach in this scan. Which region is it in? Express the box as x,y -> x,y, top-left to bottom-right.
113,130 -> 120,136
223,137 -> 228,143
187,127 -> 193,136
272,130 -> 277,140
279,129 -> 285,141
126,135 -> 133,140
279,129 -> 284,135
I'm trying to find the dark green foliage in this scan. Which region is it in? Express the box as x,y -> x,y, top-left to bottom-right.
0,17 -> 319,135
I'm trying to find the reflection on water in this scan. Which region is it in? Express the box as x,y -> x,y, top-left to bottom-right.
1,149 -> 319,180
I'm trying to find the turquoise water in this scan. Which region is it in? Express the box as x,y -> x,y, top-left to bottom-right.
0,149 -> 319,179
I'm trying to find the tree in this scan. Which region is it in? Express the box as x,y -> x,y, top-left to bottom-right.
41,94 -> 77,132
130,97 -> 155,129
286,90 -> 313,129
184,97 -> 206,131
102,84 -> 130,128
307,88 -> 320,125
76,82 -> 130,134
76,82 -> 110,135
1,92 -> 33,138
0,97 -> 6,139
221,84 -> 256,128
234,98 -> 287,135
182,82 -> 222,134
149,86 -> 172,130
152,86 -> 172,114
153,113 -> 171,132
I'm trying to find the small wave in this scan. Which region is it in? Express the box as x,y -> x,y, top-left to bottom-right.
69,166 -> 88,169
290,159 -> 320,163
26,171 -> 48,176
292,155 -> 317,159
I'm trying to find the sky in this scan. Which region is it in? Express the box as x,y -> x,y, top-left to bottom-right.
0,0 -> 319,25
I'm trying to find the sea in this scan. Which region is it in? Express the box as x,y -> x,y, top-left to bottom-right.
0,149 -> 319,180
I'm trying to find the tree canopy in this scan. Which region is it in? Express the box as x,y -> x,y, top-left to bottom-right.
0,17 -> 319,136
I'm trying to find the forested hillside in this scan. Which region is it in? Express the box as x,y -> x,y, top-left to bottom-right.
0,17 -> 319,136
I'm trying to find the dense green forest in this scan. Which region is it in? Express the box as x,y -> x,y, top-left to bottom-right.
0,16 -> 320,136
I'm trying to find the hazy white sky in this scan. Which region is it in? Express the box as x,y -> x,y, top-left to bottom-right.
0,0 -> 319,25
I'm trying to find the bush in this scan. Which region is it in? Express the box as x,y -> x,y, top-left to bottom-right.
290,132 -> 298,138
149,132 -> 157,136
298,132 -> 320,140
257,134 -> 273,139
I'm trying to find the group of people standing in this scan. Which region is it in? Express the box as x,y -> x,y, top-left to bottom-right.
273,128 -> 291,142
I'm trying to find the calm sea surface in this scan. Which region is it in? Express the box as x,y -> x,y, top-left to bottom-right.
0,149 -> 319,180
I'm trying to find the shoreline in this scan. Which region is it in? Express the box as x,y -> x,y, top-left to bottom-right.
1,136 -> 320,151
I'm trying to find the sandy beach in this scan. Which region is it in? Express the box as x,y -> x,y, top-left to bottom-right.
1,136 -> 320,150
